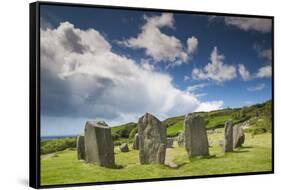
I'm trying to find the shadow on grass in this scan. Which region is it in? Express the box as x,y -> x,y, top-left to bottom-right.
232,150 -> 250,153
189,154 -> 217,162
239,146 -> 254,149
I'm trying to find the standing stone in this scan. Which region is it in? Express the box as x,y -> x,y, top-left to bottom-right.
184,114 -> 209,157
138,113 -> 167,164
77,135 -> 85,160
167,138 -> 174,148
132,133 -> 139,150
84,121 -> 115,168
177,131 -> 185,147
224,120 -> 234,152
119,143 -> 129,152
233,124 -> 245,148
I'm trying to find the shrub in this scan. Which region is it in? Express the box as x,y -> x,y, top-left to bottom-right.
41,137 -> 76,155
129,127 -> 138,139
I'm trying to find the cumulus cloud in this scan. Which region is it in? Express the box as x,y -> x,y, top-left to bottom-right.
187,36 -> 198,54
192,47 -> 237,82
252,44 -> 272,79
247,83 -> 265,91
238,64 -> 251,81
255,65 -> 272,78
196,100 -> 224,112
41,21 -> 223,124
224,17 -> 272,33
121,13 -> 197,66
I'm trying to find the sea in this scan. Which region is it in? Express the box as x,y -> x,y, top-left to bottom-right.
41,135 -> 78,141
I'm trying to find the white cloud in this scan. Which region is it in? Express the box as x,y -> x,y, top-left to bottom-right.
187,83 -> 208,93
183,75 -> 190,81
254,44 -> 272,62
195,101 -> 224,112
224,17 -> 272,33
192,47 -> 237,82
255,65 -> 272,78
252,44 -> 272,79
121,13 -> 197,66
187,36 -> 198,54
186,83 -> 209,99
238,64 -> 251,81
195,93 -> 208,98
41,22 -> 223,125
247,83 -> 265,91
140,59 -> 155,71
258,49 -> 272,61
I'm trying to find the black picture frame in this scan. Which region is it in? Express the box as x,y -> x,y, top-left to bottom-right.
29,1 -> 274,189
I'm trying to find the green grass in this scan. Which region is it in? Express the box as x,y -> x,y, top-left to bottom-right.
41,131 -> 272,186
206,115 -> 233,128
110,99 -> 271,139
41,137 -> 76,155
167,121 -> 183,137
166,114 -> 238,137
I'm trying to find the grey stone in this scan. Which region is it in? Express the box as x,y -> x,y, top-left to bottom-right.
177,131 -> 185,147
209,140 -> 214,146
119,143 -> 129,152
167,138 -> 174,148
77,135 -> 85,160
84,121 -> 115,168
233,124 -> 245,148
132,133 -> 139,150
224,120 -> 234,152
138,113 -> 167,164
219,140 -> 224,148
184,114 -> 209,157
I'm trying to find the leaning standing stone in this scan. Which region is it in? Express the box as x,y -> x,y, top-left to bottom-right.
184,114 -> 209,157
177,131 -> 185,147
233,124 -> 245,148
77,135 -> 85,160
138,113 -> 167,164
224,120 -> 234,152
84,121 -> 115,168
132,133 -> 139,150
119,143 -> 129,152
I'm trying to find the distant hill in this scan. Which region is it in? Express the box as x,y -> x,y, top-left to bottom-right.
41,99 -> 272,154
112,99 -> 272,139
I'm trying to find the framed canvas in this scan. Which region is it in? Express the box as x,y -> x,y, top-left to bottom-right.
29,1 -> 274,188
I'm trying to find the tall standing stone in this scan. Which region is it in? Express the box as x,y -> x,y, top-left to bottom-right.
138,113 -> 167,164
77,135 -> 85,160
224,120 -> 234,152
233,124 -> 245,148
132,133 -> 139,150
177,130 -> 185,147
184,114 -> 209,157
84,121 -> 115,168
167,138 -> 174,148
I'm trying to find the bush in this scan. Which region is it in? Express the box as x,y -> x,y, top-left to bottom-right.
41,137 -> 77,155
116,128 -> 130,138
129,127 -> 138,139
112,122 -> 137,139
244,116 -> 271,135
112,133 -> 120,141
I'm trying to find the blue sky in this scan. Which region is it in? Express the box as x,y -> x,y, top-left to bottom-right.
40,5 -> 272,136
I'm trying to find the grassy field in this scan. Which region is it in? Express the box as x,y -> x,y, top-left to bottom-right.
41,130 -> 272,186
